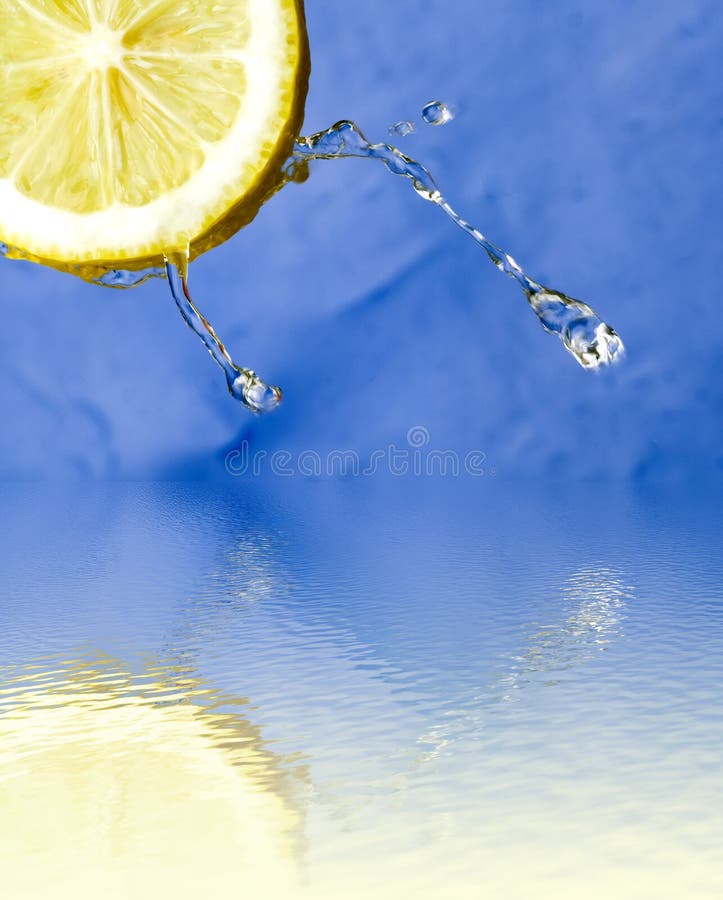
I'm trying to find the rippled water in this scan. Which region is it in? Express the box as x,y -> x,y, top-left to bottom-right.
1,479 -> 722,899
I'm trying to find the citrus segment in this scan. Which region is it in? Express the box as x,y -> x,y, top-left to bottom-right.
0,0 -> 308,273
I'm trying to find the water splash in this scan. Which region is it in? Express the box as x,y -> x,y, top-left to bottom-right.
1,119 -> 623,415
0,237 -> 281,413
93,266 -> 165,288
0,239 -> 165,288
422,101 -> 455,127
389,120 -> 416,138
164,258 -> 281,414
290,121 -> 624,369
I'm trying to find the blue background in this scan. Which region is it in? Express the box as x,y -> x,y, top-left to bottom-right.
2,7 -> 723,892
1,0 -> 721,480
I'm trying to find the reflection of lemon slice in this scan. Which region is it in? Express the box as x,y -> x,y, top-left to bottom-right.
0,0 -> 308,277
0,659 -> 303,898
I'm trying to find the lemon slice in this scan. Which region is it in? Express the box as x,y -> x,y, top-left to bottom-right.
0,0 -> 308,277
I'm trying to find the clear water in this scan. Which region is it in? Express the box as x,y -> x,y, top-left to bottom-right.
1,479 -> 722,899
388,100 -> 454,136
164,257 -> 282,413
290,122 -> 624,370
92,266 -> 166,288
165,120 -> 625,400
389,120 -> 416,137
1,120 -> 624,410
421,100 -> 455,126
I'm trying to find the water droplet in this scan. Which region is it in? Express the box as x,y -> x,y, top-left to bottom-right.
421,101 -> 455,127
0,241 -> 8,258
230,372 -> 283,414
389,120 -> 416,138
563,318 -> 625,369
527,288 -> 625,368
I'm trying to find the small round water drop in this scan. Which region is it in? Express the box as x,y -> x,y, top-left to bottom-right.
389,120 -> 416,138
421,101 -> 455,127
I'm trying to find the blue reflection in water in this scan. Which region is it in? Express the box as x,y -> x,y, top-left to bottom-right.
1,480 -> 722,897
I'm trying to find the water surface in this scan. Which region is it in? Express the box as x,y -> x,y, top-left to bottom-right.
1,479 -> 721,898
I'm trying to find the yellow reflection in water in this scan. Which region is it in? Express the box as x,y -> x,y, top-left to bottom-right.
0,657 -> 303,899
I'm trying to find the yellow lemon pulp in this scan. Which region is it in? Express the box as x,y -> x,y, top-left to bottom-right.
0,0 -> 309,278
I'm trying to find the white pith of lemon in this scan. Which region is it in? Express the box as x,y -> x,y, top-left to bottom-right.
0,0 -> 308,271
